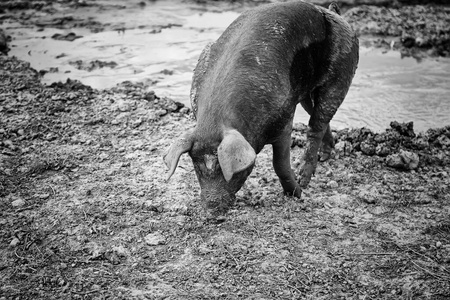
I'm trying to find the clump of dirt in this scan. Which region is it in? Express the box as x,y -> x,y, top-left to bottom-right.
1,52 -> 449,299
68,60 -> 118,72
343,4 -> 450,57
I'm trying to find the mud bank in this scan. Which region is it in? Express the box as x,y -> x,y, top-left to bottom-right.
1,54 -> 450,299
1,0 -> 450,58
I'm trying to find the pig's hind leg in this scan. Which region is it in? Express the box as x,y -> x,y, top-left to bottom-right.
299,97 -> 335,163
319,124 -> 334,162
298,82 -> 348,188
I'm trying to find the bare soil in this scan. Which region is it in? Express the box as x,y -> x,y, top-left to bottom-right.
1,1 -> 450,299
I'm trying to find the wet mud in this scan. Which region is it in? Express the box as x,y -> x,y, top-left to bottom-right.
1,51 -> 450,299
1,1 -> 450,299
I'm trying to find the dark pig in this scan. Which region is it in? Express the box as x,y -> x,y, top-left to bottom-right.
0,29 -> 9,55
164,1 -> 359,215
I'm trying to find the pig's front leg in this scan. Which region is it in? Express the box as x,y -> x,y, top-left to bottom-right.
272,122 -> 302,198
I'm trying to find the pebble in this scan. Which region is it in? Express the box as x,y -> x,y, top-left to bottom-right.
155,109 -> 168,116
360,141 -> 376,156
386,150 -> 419,170
10,237 -> 20,247
180,107 -> 190,114
335,141 -> 352,156
437,135 -> 450,147
144,232 -> 166,246
358,185 -> 379,204
11,198 -> 26,207
327,180 -> 338,189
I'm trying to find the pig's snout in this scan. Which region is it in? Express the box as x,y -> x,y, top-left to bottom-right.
201,188 -> 236,216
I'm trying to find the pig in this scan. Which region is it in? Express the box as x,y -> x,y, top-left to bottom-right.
164,1 -> 359,216
0,29 -> 9,55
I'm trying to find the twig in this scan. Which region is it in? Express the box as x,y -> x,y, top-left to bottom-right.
283,282 -> 303,295
223,245 -> 240,270
48,184 -> 56,195
74,289 -> 102,295
410,260 -> 450,281
404,245 -> 436,263
14,250 -> 25,260
15,204 -> 39,213
352,252 -> 397,256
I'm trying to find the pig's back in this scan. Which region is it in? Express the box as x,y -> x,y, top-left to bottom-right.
192,1 -> 355,148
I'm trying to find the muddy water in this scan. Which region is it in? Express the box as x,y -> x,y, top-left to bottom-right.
6,0 -> 450,133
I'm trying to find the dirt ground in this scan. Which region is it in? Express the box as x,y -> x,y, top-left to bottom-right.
1,1 -> 450,299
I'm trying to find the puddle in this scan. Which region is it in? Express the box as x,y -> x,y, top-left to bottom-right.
5,0 -> 450,133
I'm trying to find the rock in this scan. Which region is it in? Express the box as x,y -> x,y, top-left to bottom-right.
11,198 -> 26,207
358,185 -> 380,204
10,237 -> 20,247
437,135 -> 450,148
166,102 -> 178,112
386,150 -> 419,170
155,109 -> 168,116
131,118 -> 143,128
375,143 -> 391,157
179,107 -> 190,114
327,180 -> 338,189
112,245 -> 129,257
118,102 -> 132,112
389,121 -> 415,137
52,32 -> 83,41
4,140 -> 15,150
412,136 -> 429,149
335,141 -> 353,156
360,141 -> 376,156
144,232 -> 166,246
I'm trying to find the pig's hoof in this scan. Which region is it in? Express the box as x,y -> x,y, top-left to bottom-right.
284,188 -> 302,198
205,214 -> 227,224
319,151 -> 331,162
298,162 -> 315,188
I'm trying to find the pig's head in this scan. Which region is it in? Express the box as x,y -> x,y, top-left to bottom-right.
164,129 -> 256,215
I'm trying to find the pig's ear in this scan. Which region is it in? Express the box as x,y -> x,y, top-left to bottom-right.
218,129 -> 256,182
163,132 -> 194,181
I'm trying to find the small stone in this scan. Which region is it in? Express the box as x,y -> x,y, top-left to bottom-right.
112,245 -> 128,257
375,143 -> 391,157
4,140 -> 15,150
180,107 -> 190,114
327,180 -> 338,189
131,118 -> 143,128
111,117 -> 121,125
11,198 -> 26,207
386,150 -> 419,170
166,102 -> 178,112
335,141 -> 352,156
437,135 -> 450,147
360,141 -> 376,156
10,237 -> 20,247
358,185 -> 379,204
155,109 -> 168,116
118,102 -> 131,112
144,232 -> 166,246
37,193 -> 50,200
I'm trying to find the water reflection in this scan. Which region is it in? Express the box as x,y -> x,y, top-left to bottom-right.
7,0 -> 450,133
